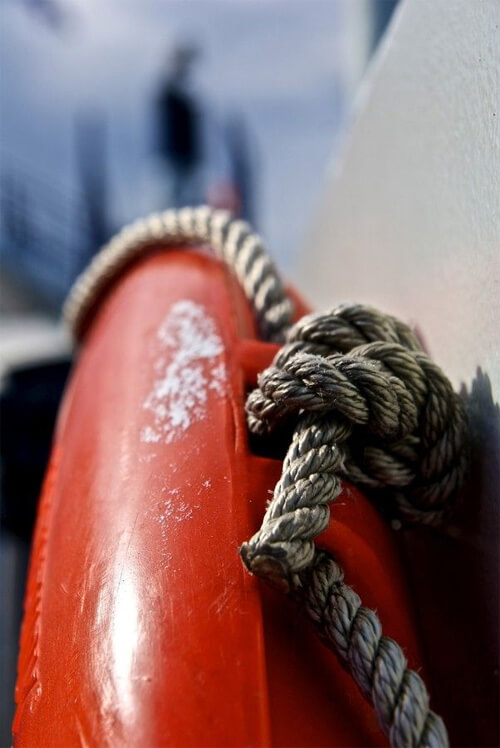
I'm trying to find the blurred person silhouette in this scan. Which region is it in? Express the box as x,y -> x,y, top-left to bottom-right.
155,45 -> 203,208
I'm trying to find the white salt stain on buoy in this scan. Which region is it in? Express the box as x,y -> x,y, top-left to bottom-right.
157,496 -> 198,524
140,299 -> 227,445
147,477 -> 217,570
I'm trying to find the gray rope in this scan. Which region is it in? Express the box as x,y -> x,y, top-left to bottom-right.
241,304 -> 469,747
65,207 -> 468,748
64,206 -> 293,343
296,553 -> 449,748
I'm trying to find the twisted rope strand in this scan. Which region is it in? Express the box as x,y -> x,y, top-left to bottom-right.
298,553 -> 449,748
65,207 -> 468,748
64,206 -> 293,342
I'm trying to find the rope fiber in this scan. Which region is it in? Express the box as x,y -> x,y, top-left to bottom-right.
65,206 -> 468,748
64,205 -> 292,343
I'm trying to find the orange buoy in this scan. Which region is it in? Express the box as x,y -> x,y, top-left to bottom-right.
14,246 -> 427,747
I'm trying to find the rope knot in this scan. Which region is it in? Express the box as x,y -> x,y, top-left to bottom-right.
241,303 -> 468,584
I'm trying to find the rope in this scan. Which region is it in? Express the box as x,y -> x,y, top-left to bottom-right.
65,206 -> 468,748
296,553 -> 449,748
242,305 -> 467,747
64,206 -> 293,343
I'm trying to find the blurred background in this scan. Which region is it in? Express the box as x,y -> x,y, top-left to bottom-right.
0,0 -> 400,741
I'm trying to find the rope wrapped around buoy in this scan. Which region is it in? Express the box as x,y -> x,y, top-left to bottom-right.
66,206 -> 469,748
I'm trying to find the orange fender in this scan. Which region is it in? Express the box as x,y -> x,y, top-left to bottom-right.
14,249 -> 425,747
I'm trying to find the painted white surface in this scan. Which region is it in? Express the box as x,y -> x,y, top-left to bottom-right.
298,2 -> 499,743
300,0 -> 499,399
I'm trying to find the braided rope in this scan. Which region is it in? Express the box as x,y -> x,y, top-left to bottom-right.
65,207 -> 468,748
64,206 -> 293,342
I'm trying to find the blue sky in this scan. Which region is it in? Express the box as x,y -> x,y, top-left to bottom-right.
0,0 -> 373,276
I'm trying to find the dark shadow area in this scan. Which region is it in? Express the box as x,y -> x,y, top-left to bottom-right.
0,357 -> 71,746
401,368 -> 499,747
